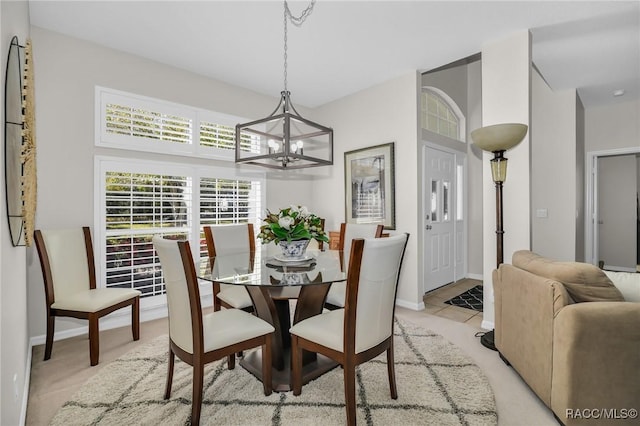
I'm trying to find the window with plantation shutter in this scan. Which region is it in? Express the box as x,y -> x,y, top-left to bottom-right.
96,86 -> 255,160
95,87 -> 265,306
197,177 -> 262,257
199,121 -> 235,150
104,171 -> 191,297
97,158 -> 263,302
105,103 -> 192,144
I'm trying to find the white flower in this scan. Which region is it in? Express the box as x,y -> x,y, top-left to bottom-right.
298,206 -> 309,217
278,216 -> 294,230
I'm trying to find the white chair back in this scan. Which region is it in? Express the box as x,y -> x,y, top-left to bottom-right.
153,236 -> 196,354
209,224 -> 251,255
39,228 -> 91,300
343,224 -> 383,270
351,233 -> 408,353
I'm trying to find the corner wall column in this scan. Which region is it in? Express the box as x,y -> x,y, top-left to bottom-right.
480,31 -> 532,329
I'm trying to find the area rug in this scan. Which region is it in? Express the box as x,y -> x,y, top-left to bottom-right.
51,320 -> 497,425
444,285 -> 483,312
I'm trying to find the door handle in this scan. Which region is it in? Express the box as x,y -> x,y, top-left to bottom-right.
425,224 -> 432,230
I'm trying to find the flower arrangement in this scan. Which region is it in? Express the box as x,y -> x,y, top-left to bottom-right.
258,205 -> 329,245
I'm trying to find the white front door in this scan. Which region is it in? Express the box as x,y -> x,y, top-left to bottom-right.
423,146 -> 456,292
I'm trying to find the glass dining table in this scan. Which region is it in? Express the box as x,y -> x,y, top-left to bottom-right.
198,247 -> 346,392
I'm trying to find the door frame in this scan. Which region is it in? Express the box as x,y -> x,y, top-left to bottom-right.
585,146 -> 640,265
420,141 -> 468,296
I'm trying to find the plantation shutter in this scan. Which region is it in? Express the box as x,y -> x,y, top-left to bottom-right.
104,171 -> 191,297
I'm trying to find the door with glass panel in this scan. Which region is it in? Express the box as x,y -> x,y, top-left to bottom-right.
424,146 -> 456,292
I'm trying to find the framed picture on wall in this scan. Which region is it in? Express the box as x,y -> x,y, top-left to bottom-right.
344,142 -> 395,229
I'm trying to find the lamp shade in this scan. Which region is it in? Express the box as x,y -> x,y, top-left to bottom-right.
490,157 -> 508,183
470,123 -> 528,153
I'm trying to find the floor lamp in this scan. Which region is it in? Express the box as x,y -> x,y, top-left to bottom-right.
470,123 -> 528,350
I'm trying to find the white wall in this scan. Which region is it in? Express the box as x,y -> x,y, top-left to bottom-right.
531,69 -> 578,261
585,99 -> 640,152
27,26 -> 313,339
466,61 -> 484,277
311,71 -> 422,309
1,2 -> 30,424
480,31 -> 532,329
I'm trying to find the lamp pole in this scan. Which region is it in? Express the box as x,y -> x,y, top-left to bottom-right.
471,123 -> 528,352
492,150 -> 506,268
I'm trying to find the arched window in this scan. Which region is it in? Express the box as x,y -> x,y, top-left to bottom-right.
421,87 -> 465,142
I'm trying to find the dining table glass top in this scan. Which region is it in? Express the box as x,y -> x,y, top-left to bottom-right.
198,247 -> 346,287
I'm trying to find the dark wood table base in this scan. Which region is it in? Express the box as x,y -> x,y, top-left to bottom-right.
244,281 -> 335,392
240,349 -> 339,392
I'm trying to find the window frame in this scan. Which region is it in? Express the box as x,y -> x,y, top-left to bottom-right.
94,155 -> 265,308
93,86 -> 267,310
421,86 -> 466,142
94,86 -> 252,162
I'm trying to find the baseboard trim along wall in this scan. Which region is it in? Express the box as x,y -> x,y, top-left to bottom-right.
481,319 -> 495,330
396,298 -> 425,311
20,343 -> 32,426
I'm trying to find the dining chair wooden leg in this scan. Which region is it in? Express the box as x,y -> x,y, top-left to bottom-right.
261,338 -> 273,395
131,297 -> 140,341
191,362 -> 204,426
291,336 -> 302,396
44,314 -> 55,361
88,314 -> 99,366
344,361 -> 357,426
164,347 -> 175,399
227,354 -> 235,370
386,344 -> 398,399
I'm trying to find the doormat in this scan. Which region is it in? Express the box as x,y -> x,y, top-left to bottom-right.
444,285 -> 483,312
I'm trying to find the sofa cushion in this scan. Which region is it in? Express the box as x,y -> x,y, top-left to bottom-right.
512,250 -> 624,303
602,270 -> 640,302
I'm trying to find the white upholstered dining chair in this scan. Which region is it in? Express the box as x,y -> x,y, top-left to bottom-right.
203,224 -> 255,312
324,222 -> 384,310
290,233 -> 409,425
34,227 -> 141,366
153,236 -> 274,426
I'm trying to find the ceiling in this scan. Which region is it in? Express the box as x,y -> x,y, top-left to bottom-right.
28,1 -> 640,109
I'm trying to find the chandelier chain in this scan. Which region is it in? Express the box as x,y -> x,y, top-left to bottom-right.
283,0 -> 316,92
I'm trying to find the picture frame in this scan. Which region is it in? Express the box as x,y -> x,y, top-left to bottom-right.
344,142 -> 395,229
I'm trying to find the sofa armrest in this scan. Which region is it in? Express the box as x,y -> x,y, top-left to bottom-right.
493,264 -> 572,406
552,301 -> 640,425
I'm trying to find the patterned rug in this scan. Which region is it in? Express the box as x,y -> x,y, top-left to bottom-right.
444,285 -> 484,312
51,320 -> 497,425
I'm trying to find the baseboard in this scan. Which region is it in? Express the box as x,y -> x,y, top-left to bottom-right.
19,341 -> 32,426
603,265 -> 637,273
30,303 -> 167,346
395,298 -> 425,311
467,272 -> 483,281
481,319 -> 494,330
30,294 -> 213,346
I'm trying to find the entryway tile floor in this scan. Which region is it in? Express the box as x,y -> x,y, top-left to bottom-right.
423,278 -> 484,328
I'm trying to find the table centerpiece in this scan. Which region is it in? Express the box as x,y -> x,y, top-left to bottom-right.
258,205 -> 329,260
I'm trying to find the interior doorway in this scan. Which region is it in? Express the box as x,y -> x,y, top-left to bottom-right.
586,148 -> 640,271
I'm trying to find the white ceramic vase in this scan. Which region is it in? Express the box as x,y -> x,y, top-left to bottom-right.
278,239 -> 310,259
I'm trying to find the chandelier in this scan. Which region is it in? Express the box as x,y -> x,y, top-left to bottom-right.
235,0 -> 333,170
